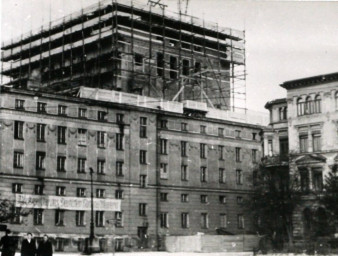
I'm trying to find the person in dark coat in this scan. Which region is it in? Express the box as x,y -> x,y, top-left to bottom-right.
0,229 -> 15,256
37,235 -> 52,256
21,233 -> 36,256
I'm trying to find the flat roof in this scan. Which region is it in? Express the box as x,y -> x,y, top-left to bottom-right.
280,72 -> 338,90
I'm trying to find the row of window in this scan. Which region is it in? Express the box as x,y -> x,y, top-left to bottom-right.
297,95 -> 321,116
15,99 -> 259,141
14,121 -> 123,149
12,208 -> 245,230
299,132 -> 321,153
12,184 -> 124,199
15,99 -> 117,121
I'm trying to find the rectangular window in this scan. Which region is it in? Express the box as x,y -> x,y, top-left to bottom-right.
78,129 -> 87,146
34,209 -> 44,225
77,158 -> 86,173
36,124 -> 46,142
200,125 -> 206,134
160,163 -> 168,179
115,190 -> 123,199
14,121 -> 24,140
15,99 -> 25,110
76,211 -> 85,226
115,212 -> 123,227
160,193 -> 168,202
200,167 -> 207,182
116,133 -> 124,150
35,185 -> 44,195
57,126 -> 67,144
182,59 -> 190,76
181,141 -> 187,157
140,150 -> 147,164
237,196 -> 243,204
55,210 -> 65,226
220,214 -> 227,228
268,139 -> 273,156
194,62 -> 201,73
95,211 -> 104,227
219,168 -> 226,183
57,156 -> 66,172
299,135 -> 308,153
13,151 -> 24,168
181,194 -> 189,202
12,183 -> 22,193
140,175 -> 147,188
77,188 -> 86,197
56,186 -> 66,196
218,128 -> 224,137
98,111 -> 107,121
279,138 -> 289,157
181,122 -> 188,131
201,213 -> 208,229
96,189 -> 105,198
235,130 -> 241,138
181,213 -> 189,228
157,52 -> 164,76
11,207 -> 22,224
97,131 -> 106,148
140,117 -> 147,138
236,169 -> 243,185
160,119 -> 168,129
181,165 -> 188,181
160,212 -> 169,228
252,133 -> 257,140
78,108 -> 87,118
219,196 -> 227,204
55,238 -> 65,252
200,143 -> 206,158
238,214 -> 244,229
252,149 -> 257,163
201,195 -> 208,203
116,113 -> 124,123
312,133 -> 321,152
300,169 -> 310,192
97,160 -> 105,174
170,56 -> 177,79
58,105 -> 67,116
36,151 -> 46,170
218,146 -> 224,160
312,168 -> 323,192
235,147 -> 241,162
160,139 -> 168,154
116,161 -> 124,176
37,102 -> 46,113
134,53 -> 144,66
139,203 -> 147,216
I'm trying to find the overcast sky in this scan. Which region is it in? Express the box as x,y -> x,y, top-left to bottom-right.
1,0 -> 338,112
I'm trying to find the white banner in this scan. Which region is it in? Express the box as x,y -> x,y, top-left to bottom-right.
15,194 -> 121,211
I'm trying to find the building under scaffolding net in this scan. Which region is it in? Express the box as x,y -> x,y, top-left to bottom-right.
1,0 -> 246,111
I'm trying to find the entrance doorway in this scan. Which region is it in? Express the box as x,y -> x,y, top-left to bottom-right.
137,227 -> 148,248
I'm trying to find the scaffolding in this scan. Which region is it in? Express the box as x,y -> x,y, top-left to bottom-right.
0,0 -> 246,112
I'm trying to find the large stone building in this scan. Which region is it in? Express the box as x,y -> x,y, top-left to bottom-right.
264,72 -> 338,242
0,86 -> 266,252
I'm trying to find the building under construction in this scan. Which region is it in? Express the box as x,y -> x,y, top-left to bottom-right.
1,0 -> 246,111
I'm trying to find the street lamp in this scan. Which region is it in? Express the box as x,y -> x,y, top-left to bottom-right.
89,167 -> 95,254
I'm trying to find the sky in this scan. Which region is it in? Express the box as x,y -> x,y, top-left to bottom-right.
1,0 -> 338,112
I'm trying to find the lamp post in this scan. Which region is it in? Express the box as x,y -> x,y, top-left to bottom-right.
89,167 -> 95,254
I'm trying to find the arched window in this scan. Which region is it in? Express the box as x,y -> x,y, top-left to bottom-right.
314,94 -> 321,113
297,98 -> 304,116
305,96 -> 313,114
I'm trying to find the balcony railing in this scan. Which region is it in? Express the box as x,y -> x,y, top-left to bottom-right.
262,154 -> 289,167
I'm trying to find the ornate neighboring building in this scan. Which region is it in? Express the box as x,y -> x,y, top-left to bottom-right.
264,72 -> 338,242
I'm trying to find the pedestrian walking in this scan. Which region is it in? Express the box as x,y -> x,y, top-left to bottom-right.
37,235 -> 52,256
0,229 -> 15,256
21,233 -> 36,256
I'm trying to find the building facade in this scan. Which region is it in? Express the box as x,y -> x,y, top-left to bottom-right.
0,87 -> 265,252
264,72 -> 338,241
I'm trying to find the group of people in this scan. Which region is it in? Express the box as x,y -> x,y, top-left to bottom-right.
0,230 -> 53,256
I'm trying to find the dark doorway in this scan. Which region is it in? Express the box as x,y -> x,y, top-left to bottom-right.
137,226 -> 148,249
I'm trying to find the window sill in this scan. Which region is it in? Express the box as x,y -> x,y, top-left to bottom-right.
57,170 -> 66,173
58,143 -> 67,145
14,138 -> 24,141
116,175 -> 124,178
13,166 -> 24,169
76,225 -> 86,227
78,144 -> 87,147
97,146 -> 106,149
36,168 -> 45,171
37,140 -> 46,143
